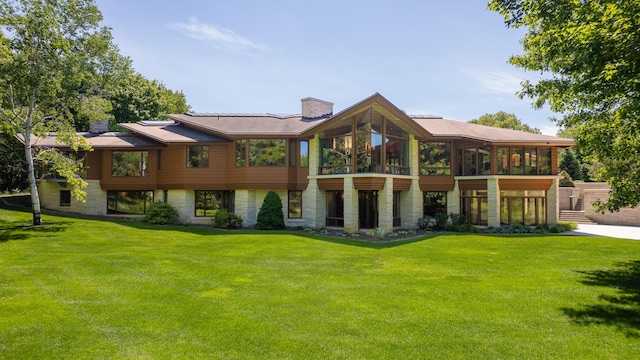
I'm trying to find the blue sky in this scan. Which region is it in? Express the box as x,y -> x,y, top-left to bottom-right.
95,0 -> 560,135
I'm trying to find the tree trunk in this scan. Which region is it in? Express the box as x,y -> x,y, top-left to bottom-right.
25,144 -> 42,225
24,103 -> 43,226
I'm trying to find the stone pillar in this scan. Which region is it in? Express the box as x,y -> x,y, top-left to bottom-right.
401,179 -> 423,229
343,177 -> 358,232
448,180 -> 461,214
547,178 -> 560,225
378,177 -> 394,234
487,178 -> 501,227
235,189 -> 257,228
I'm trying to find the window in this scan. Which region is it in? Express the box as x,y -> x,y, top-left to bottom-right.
461,190 -> 488,225
195,190 -> 235,217
320,108 -> 409,175
300,140 -> 309,167
235,140 -> 246,166
423,191 -> 447,217
320,136 -> 352,174
249,139 -> 285,166
326,191 -> 344,227
107,190 -> 153,214
498,147 -> 552,175
288,191 -> 302,218
187,146 -> 209,168
111,151 -> 148,177
393,191 -> 401,227
539,147 -> 552,175
60,190 -> 71,206
458,146 -> 491,176
500,190 -> 546,225
289,140 -> 296,167
419,142 -> 451,175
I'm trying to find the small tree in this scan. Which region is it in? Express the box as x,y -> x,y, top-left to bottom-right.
255,191 -> 285,230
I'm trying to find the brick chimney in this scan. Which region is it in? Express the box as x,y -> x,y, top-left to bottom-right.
301,97 -> 333,120
89,119 -> 109,134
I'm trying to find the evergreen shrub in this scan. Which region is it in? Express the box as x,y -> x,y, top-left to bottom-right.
255,191 -> 285,230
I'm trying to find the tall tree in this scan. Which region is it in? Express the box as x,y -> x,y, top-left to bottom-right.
489,0 -> 640,212
469,111 -> 541,133
0,0 -> 113,224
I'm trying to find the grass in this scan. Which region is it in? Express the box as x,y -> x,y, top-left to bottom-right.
1,208 -> 639,359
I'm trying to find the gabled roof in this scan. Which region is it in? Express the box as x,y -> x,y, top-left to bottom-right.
28,132 -> 166,149
166,112 -> 328,138
412,117 -> 574,145
300,93 -> 429,138
119,121 -> 230,144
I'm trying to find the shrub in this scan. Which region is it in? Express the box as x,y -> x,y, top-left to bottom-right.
255,191 -> 285,230
144,202 -> 179,225
228,213 -> 243,229
214,209 -> 243,229
550,222 -> 577,233
434,212 -> 449,230
449,213 -> 466,226
214,209 -> 230,229
417,216 -> 434,230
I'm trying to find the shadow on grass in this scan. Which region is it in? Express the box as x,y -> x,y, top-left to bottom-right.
562,260 -> 640,338
0,206 -> 71,243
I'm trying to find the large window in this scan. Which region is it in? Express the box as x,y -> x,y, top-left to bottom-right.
419,142 -> 451,175
288,191 -> 302,218
320,136 -> 352,174
236,139 -> 286,167
326,191 -> 344,227
498,147 -> 552,175
195,190 -> 235,217
187,146 -> 209,168
320,108 -> 409,175
461,190 -> 488,225
423,191 -> 447,217
111,151 -> 148,177
107,190 -> 153,214
501,190 -> 546,225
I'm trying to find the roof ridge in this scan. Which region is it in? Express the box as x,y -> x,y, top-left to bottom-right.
185,112 -> 301,119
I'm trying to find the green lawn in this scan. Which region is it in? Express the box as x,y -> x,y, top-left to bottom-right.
1,208 -> 639,359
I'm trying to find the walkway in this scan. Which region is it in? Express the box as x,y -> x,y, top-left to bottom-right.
565,224 -> 640,240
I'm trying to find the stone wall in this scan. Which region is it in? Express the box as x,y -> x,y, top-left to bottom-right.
563,182 -> 640,226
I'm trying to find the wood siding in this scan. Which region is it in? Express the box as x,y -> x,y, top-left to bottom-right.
419,176 -> 455,191
353,177 -> 386,190
393,178 -> 412,191
458,179 -> 488,191
499,179 -> 553,191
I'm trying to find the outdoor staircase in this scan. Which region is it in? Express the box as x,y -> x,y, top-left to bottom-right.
559,210 -> 598,224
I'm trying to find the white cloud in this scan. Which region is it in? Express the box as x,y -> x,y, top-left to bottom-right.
466,69 -> 524,95
169,17 -> 269,54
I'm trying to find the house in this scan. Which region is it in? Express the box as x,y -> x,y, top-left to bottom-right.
35,93 -> 574,232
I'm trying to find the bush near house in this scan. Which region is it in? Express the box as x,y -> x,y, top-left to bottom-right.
213,209 -> 243,229
143,202 -> 179,225
255,191 -> 285,230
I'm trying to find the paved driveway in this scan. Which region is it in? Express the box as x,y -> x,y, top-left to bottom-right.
565,224 -> 640,240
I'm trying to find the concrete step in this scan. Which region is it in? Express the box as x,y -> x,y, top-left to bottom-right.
560,210 -> 598,224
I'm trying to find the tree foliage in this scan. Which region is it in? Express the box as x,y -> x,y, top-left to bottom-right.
559,148 -> 582,181
469,111 -> 541,133
489,0 -> 640,212
0,0 -> 113,224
